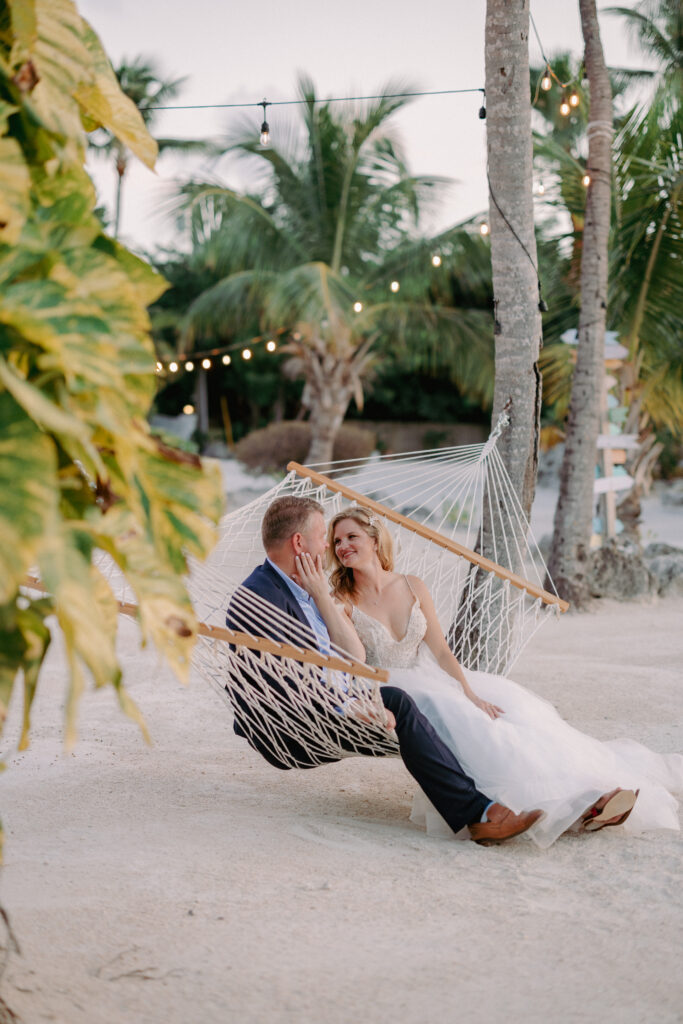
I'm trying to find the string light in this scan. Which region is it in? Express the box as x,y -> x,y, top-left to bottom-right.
479,221 -> 490,236
169,361 -> 178,372
530,13 -> 582,113
155,361 -> 162,372
242,348 -> 252,360
222,354 -> 232,365
201,357 -> 211,369
536,181 -> 546,196
266,340 -> 277,352
390,280 -> 400,293
353,301 -> 363,312
431,254 -> 441,267
183,404 -> 195,415
582,173 -> 591,187
185,360 -> 194,371
259,99 -> 270,146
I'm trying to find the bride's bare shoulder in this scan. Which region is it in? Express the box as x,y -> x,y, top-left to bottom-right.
404,574 -> 432,601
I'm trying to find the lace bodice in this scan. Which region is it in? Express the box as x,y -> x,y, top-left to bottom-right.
351,599 -> 428,668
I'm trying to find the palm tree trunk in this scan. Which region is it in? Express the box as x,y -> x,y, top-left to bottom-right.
306,396 -> 350,469
546,0 -> 613,607
301,347 -> 356,469
485,0 -> 542,537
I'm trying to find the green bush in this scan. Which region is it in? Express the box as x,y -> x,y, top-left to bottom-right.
235,421 -> 376,473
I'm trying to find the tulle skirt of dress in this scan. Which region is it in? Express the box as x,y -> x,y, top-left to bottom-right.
388,650 -> 683,848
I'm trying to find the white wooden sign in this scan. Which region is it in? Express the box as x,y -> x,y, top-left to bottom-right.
597,433 -> 639,450
593,474 -> 634,495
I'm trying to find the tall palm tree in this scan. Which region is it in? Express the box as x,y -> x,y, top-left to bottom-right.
180,78 -> 495,466
90,56 -> 217,237
546,0 -> 614,608
535,9 -> 682,539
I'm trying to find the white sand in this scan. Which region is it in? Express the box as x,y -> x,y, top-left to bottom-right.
1,486 -> 682,1024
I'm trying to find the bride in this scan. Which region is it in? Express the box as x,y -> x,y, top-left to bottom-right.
315,506 -> 682,849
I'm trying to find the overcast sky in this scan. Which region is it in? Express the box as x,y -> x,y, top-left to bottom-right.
79,0 -> 645,254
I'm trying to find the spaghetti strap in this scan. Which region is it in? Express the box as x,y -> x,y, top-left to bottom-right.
403,574 -> 417,599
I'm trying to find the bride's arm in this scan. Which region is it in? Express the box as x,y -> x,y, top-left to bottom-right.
294,552 -> 367,662
408,576 -> 504,720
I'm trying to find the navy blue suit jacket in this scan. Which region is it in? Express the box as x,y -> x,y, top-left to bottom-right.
225,561 -> 344,769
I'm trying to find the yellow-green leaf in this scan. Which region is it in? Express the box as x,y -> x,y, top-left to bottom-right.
75,20 -> 158,171
0,392 -> 58,602
0,136 -> 31,245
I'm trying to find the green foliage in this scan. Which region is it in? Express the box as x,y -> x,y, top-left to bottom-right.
0,0 -> 224,756
234,421 -> 376,473
532,29 -> 683,442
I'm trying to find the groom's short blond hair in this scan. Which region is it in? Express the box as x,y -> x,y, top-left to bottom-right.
261,496 -> 324,551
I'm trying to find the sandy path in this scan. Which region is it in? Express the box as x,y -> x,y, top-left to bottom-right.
1,597 -> 682,1024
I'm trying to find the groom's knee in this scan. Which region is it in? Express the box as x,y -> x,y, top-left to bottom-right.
380,685 -> 416,721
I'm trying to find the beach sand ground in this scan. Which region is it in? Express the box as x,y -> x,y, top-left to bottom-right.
1,477 -> 682,1024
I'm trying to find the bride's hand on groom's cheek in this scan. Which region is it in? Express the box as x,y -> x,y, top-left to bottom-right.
294,552 -> 328,600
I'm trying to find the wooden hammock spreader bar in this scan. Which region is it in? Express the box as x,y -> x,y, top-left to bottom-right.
22,575 -> 389,683
288,462 -> 570,613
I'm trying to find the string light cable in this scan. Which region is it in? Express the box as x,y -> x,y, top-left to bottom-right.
144,86 -> 486,114
486,166 -> 548,316
529,10 -> 581,108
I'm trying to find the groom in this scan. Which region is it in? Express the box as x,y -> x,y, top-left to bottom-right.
227,495 -> 542,845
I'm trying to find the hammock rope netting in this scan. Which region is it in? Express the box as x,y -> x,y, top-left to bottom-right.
37,416 -> 568,769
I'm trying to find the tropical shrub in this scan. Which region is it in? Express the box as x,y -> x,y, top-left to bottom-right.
0,0 -> 224,757
235,421 -> 376,473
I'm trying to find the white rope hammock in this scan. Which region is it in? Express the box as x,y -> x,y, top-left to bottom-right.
35,415 -> 568,770
178,415 -> 567,767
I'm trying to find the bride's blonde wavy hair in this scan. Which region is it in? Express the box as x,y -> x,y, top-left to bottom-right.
325,507 -> 394,598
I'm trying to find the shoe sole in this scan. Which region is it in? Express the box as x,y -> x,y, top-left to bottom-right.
583,789 -> 638,832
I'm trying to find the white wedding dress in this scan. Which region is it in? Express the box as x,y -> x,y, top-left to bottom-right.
351,596 -> 683,848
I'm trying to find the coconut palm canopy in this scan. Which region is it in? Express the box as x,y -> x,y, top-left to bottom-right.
177,77 -> 495,464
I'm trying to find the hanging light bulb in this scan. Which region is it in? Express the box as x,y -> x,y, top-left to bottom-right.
431,254 -> 441,267
259,99 -> 270,146
185,360 -> 194,371
266,340 -> 276,352
536,181 -> 546,196
479,222 -> 490,236
582,173 -> 591,187
183,404 -> 195,415
201,357 -> 211,369
560,97 -> 570,116
242,348 -> 252,360
169,361 -> 178,372
541,68 -> 552,92
569,90 -> 580,107
353,301 -> 363,313
390,280 -> 400,293
222,353 -> 231,365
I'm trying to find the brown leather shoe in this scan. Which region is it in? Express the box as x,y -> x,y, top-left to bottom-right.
469,803 -> 543,846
